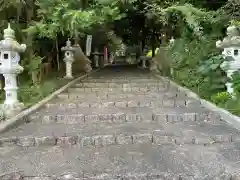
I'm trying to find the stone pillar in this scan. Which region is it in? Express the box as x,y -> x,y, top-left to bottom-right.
142,58 -> 147,68
61,39 -> 75,79
216,25 -> 240,96
92,50 -> 100,68
0,23 -> 26,117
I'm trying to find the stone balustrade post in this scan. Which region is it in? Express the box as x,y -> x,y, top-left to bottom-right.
0,23 -> 26,117
216,25 -> 240,96
61,39 -> 75,79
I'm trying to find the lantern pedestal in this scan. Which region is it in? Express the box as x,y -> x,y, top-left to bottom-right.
64,60 -> 74,79
0,66 -> 25,117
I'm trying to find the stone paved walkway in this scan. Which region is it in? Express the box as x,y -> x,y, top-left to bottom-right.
1,66 -> 240,180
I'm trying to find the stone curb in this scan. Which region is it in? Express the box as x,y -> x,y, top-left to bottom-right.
0,69 -> 100,133
0,131 -> 235,148
28,111 -> 218,124
157,75 -> 240,130
45,99 -> 201,108
2,172 -> 237,180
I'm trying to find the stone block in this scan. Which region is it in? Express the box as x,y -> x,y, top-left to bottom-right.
132,133 -> 152,144
167,114 -> 183,123
138,101 -> 151,107
93,135 -> 115,146
122,174 -> 148,180
152,132 -> 174,145
211,135 -> 232,143
58,94 -> 69,99
16,136 -> 35,147
116,134 -> 133,144
231,173 -> 240,180
67,103 -> 78,108
109,83 -> 121,88
174,100 -> 186,107
90,102 -> 101,108
35,136 -> 56,146
79,136 -> 93,147
78,103 -> 90,108
91,87 -> 101,92
115,101 -> 127,108
147,173 -> 179,180
122,87 -> 132,93
194,135 -> 213,145
178,113 -> 196,122
127,101 -> 138,107
0,137 -> 18,146
24,177 -> 55,180
0,172 -> 24,180
98,114 -> 113,122
85,115 -> 99,123
57,136 -> 78,146
73,88 -> 84,92
126,114 -> 142,122
101,102 -> 115,107
231,135 -> 240,142
162,99 -> 175,107
174,136 -> 195,145
42,115 -> 56,124
112,113 -> 126,123
152,113 -> 167,123
57,174 -> 81,180
195,112 -> 211,122
185,99 -> 201,107
138,87 -> 148,92
56,114 -> 84,124
84,88 -> 92,92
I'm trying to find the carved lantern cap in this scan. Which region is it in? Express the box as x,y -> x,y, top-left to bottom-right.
61,39 -> 75,52
4,23 -> 15,39
0,23 -> 26,52
216,25 -> 240,48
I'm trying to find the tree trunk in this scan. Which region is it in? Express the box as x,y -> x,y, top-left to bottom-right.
55,37 -> 60,71
151,28 -> 156,57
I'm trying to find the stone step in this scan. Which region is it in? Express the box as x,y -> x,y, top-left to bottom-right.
45,98 -> 201,109
75,82 -> 169,88
67,86 -> 178,93
0,143 -> 239,179
81,79 -> 167,83
57,91 -> 187,100
2,172 -> 219,180
30,105 -> 213,117
26,107 -> 221,126
1,119 -> 238,148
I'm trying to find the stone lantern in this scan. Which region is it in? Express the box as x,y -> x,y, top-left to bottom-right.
0,23 -> 26,117
61,39 -> 75,79
216,25 -> 240,95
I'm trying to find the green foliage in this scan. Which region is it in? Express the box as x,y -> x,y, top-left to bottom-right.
18,75 -> 69,107
24,0 -> 126,38
211,92 -> 232,105
24,54 -> 44,72
166,37 -> 227,99
231,72 -> 240,95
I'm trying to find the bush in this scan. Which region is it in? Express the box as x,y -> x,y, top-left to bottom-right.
165,35 -> 240,115
166,37 -> 227,98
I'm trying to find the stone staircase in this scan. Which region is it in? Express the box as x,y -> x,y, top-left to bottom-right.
1,66 -> 240,180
